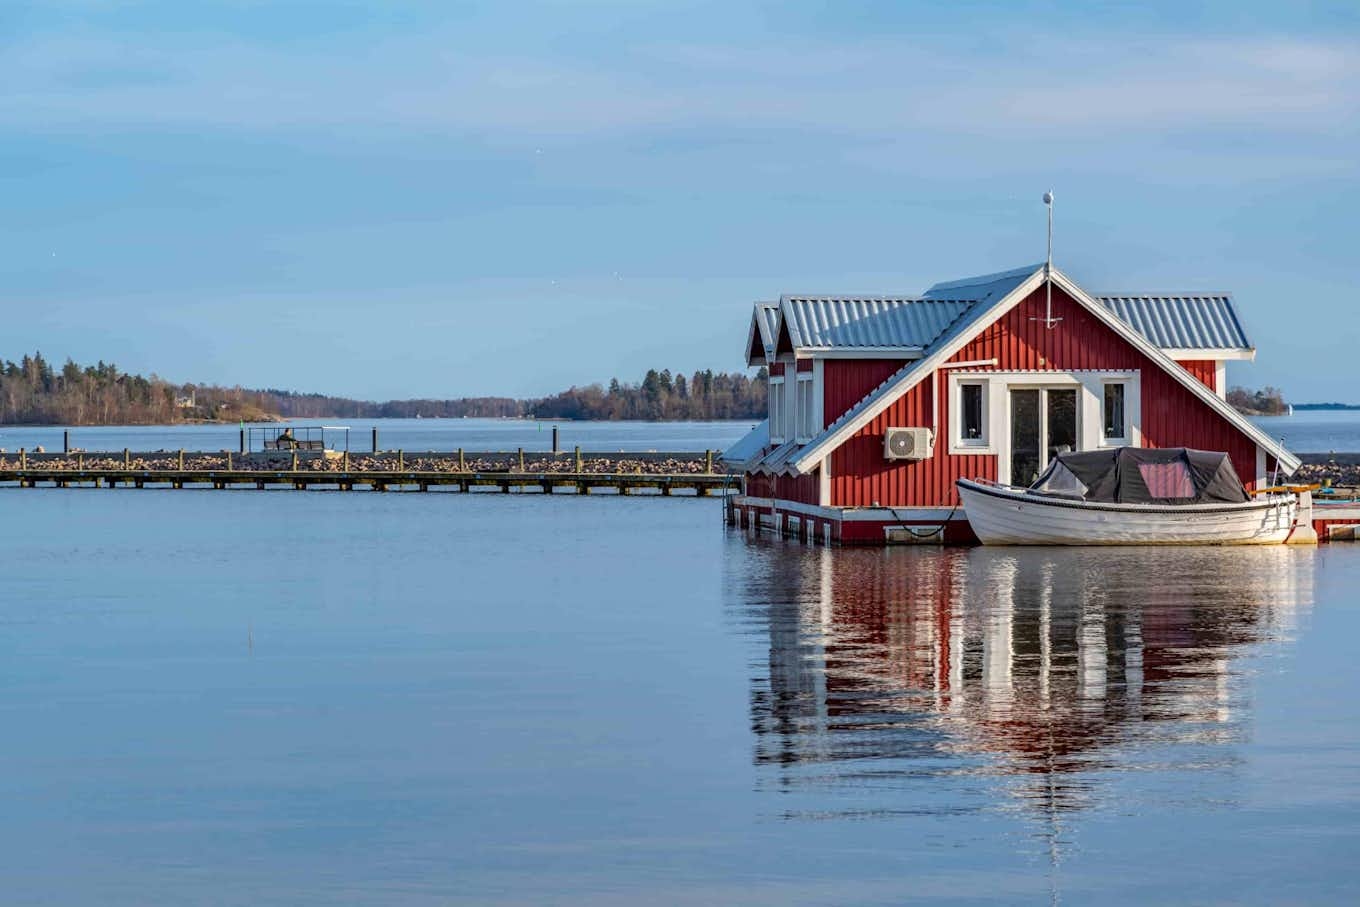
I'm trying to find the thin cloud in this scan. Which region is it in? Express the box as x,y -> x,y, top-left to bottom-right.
1,29 -> 1356,141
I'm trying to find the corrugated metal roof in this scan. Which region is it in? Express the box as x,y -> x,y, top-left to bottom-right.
720,419 -> 769,468
1097,294 -> 1251,351
924,264 -> 1041,304
780,296 -> 976,349
756,302 -> 781,352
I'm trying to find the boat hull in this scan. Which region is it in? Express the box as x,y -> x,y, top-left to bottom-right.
956,479 -> 1298,546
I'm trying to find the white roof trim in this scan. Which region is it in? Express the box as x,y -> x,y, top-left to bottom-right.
1163,348 -> 1256,361
789,266 -> 1298,474
745,303 -> 779,367
803,347 -> 926,359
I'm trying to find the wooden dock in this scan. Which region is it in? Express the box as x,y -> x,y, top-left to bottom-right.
0,468 -> 734,495
0,449 -> 736,496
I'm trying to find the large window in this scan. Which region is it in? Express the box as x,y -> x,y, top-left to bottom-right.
795,374 -> 815,442
769,376 -> 785,442
1103,383 -> 1127,441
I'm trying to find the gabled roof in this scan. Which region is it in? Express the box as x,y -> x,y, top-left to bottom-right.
1096,294 -> 1252,354
745,302 -> 780,366
782,264 -> 1298,475
779,296 -> 974,351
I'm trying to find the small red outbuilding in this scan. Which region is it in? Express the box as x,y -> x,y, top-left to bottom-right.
723,263 -> 1299,544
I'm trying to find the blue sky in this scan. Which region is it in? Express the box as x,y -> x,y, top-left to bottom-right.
2,1 -> 1357,400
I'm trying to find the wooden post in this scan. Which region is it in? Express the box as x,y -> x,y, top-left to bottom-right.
518,448 -> 525,471
552,426 -> 559,453
63,430 -> 70,454
240,428 -> 246,454
78,453 -> 84,470
178,449 -> 185,470
458,448 -> 465,471
124,448 -> 130,468
706,449 -> 714,474
575,446 -> 582,473
398,450 -> 404,471
226,451 -> 233,470
20,448 -> 26,469
372,427 -> 379,453
343,450 -> 350,472
291,450 -> 298,472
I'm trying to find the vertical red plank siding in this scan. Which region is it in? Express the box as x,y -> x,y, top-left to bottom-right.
796,358 -> 815,373
769,362 -> 785,376
829,285 -> 1260,508
822,360 -> 908,427
743,469 -> 820,505
1175,360 -> 1218,393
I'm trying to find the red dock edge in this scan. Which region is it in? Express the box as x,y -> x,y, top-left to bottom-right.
729,495 -> 1360,547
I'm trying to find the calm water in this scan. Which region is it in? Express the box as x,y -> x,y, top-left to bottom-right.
0,490 -> 1356,904
1249,410 -> 1360,454
0,411 -> 1356,455
0,418 -> 755,454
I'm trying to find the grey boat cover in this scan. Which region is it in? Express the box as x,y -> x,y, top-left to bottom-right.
1029,447 -> 1249,505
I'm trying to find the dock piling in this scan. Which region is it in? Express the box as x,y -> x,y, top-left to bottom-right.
372,427 -> 379,453
239,429 -> 246,454
178,449 -> 185,470
123,448 -> 130,468
64,431 -> 70,454
518,448 -> 525,471
705,450 -> 714,474
20,448 -> 26,469
575,446 -> 583,472
552,426 -> 559,453
458,448 -> 465,471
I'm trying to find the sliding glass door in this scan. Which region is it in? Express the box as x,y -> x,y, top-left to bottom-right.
1009,387 -> 1079,486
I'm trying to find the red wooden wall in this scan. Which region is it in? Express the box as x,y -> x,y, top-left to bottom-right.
823,360 -> 908,427
827,285 -> 1261,508
1175,359 -> 1218,394
745,469 -> 820,505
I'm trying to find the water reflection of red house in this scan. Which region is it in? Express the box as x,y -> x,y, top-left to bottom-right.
745,545 -> 1311,810
722,265 -> 1301,544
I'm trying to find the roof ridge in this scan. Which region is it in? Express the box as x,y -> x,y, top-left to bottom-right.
1097,291 -> 1234,298
925,263 -> 1042,294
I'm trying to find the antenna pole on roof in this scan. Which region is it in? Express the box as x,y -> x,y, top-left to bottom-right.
1032,190 -> 1062,329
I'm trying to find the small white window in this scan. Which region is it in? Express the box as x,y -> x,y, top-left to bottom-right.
795,374 -> 815,442
1103,383 -> 1127,442
959,382 -> 986,445
769,376 -> 786,443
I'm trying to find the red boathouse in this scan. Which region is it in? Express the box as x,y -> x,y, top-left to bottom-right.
722,263 -> 1300,545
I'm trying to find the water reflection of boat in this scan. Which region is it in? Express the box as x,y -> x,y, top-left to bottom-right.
739,543 -> 1313,818
958,447 -> 1302,545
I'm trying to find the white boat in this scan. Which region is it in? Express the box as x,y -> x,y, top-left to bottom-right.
957,447 -> 1306,546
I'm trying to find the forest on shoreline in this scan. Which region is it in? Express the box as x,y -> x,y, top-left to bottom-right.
0,353 -> 768,425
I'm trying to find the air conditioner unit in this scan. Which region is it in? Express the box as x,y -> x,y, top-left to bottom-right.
884,427 -> 935,461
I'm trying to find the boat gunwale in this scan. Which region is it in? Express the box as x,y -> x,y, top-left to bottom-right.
956,478 -> 1294,516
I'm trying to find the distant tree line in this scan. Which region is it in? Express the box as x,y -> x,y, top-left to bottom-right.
0,352 -> 275,425
529,368 -> 768,420
0,353 -> 768,425
1227,385 -> 1288,416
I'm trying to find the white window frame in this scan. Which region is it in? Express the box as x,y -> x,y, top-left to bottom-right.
769,375 -> 786,443
795,372 -> 815,443
1100,379 -> 1130,446
945,370 -> 1141,482
952,378 -> 990,451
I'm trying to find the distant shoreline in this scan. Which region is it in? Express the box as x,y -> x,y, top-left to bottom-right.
1292,404 -> 1360,411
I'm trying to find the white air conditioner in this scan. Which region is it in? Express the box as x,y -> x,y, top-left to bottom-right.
883,427 -> 935,461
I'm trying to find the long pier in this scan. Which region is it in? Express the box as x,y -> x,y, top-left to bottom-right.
0,449 -> 736,496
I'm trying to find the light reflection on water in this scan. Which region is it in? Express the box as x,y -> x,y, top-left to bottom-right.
732,543 -> 1313,837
